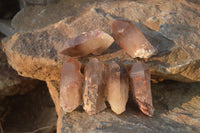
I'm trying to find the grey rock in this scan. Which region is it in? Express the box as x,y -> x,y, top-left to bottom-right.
0,19 -> 15,36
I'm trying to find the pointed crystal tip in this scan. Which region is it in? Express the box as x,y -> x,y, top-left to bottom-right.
112,20 -> 158,59
60,58 -> 83,112
59,29 -> 114,57
106,61 -> 129,114
83,58 -> 106,115
129,61 -> 154,117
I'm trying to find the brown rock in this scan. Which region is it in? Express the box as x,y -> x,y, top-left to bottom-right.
59,29 -> 114,57
83,58 -> 106,115
106,61 -> 129,114
3,0 -> 200,132
60,58 -> 83,112
112,20 -> 158,58
46,81 -> 63,133
61,81 -> 200,133
0,34 -> 39,96
130,61 -> 154,117
3,0 -> 200,83
1,22 -> 71,81
144,17 -> 161,31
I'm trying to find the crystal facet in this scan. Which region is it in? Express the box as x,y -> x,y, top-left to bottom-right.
60,29 -> 114,57
112,20 -> 158,58
129,61 -> 154,117
60,58 -> 83,112
83,58 -> 106,115
106,62 -> 129,114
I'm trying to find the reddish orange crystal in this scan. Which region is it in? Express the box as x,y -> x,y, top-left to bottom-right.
83,58 -> 106,115
59,29 -> 114,57
60,58 -> 83,112
106,62 -> 129,114
129,61 -> 154,117
112,20 -> 158,58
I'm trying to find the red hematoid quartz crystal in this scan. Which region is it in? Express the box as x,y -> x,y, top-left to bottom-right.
83,58 -> 106,115
60,58 -> 83,112
129,61 -> 154,117
59,29 -> 114,57
112,20 -> 158,58
106,62 -> 129,114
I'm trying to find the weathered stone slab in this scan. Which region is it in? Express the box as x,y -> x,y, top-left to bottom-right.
0,35 -> 39,97
2,1 -> 199,132
46,81 -> 63,133
61,81 -> 200,133
2,0 -> 200,82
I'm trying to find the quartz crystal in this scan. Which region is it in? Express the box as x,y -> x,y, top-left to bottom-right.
59,29 -> 114,57
60,58 -> 83,112
83,58 -> 106,115
129,61 -> 154,117
106,62 -> 129,114
112,20 -> 158,58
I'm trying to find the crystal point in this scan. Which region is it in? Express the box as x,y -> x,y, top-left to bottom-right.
83,58 -> 106,115
112,20 -> 158,58
60,29 -> 114,57
129,62 -> 154,117
106,62 -> 129,114
60,58 -> 83,112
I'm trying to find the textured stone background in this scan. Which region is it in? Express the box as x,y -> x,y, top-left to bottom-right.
0,0 -> 200,132
3,0 -> 200,82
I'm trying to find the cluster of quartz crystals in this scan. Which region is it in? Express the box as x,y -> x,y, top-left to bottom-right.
59,20 -> 157,116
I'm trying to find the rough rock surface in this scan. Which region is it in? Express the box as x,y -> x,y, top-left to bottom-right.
1,0 -> 200,132
61,81 -> 200,133
46,81 -> 63,133
2,0 -> 200,82
0,34 -> 39,97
